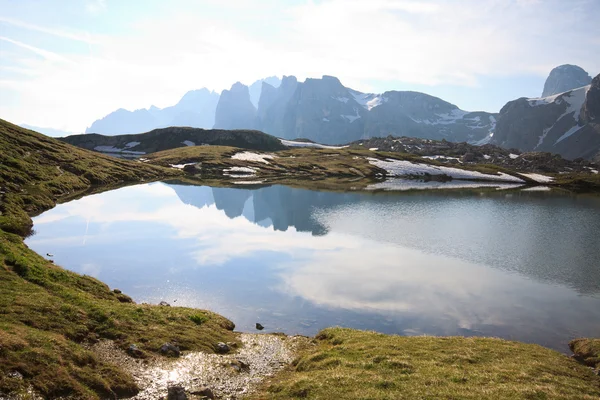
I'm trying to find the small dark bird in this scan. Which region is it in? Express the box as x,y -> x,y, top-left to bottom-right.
256,323 -> 264,330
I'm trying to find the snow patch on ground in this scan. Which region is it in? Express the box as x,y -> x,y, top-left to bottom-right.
367,178 -> 523,191
519,173 -> 554,183
369,158 -> 525,183
280,139 -> 346,149
182,140 -> 195,146
125,141 -> 141,148
224,166 -> 256,174
232,152 -> 276,164
233,180 -> 265,185
521,186 -> 551,192
170,163 -> 196,169
509,153 -> 519,159
483,155 -> 491,160
94,146 -> 146,155
322,117 -> 330,122
369,148 -> 379,151
422,155 -> 462,163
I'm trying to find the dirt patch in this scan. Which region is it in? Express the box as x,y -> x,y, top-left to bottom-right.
91,333 -> 309,399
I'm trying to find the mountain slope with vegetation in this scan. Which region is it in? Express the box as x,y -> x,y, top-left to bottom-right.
0,120 -> 239,398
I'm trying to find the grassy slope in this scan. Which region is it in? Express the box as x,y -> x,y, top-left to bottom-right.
147,145 -> 600,191
254,328 -> 600,400
0,119 -> 238,398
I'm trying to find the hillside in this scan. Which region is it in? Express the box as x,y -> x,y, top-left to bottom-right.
61,126 -> 287,156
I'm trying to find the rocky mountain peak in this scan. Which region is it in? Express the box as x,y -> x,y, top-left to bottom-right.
542,64 -> 592,97
214,82 -> 256,129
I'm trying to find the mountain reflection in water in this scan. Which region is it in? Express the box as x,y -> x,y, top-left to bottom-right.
25,182 -> 600,351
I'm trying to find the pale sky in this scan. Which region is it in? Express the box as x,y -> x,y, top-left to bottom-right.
1,0 -> 599,132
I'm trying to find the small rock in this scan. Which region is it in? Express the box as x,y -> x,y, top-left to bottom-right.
159,301 -> 171,307
256,323 -> 264,330
216,342 -> 230,354
229,359 -> 250,373
167,385 -> 188,400
113,288 -> 122,294
190,386 -> 215,399
159,342 -> 181,357
7,371 -> 23,379
127,344 -> 145,358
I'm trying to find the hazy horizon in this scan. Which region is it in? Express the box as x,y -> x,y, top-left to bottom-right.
1,0 -> 599,132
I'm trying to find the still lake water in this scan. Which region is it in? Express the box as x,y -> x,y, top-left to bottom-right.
26,182 -> 600,351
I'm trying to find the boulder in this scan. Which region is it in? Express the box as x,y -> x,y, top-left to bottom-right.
160,342 -> 181,357
167,385 -> 188,400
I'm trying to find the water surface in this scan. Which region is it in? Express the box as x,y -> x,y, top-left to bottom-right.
26,182 -> 600,351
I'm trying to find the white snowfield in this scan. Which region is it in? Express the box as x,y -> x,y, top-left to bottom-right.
422,155 -> 462,163
182,140 -> 195,146
94,145 -> 146,155
231,152 -> 276,164
350,91 -> 385,111
518,173 -> 554,183
368,158 -> 526,183
224,166 -> 256,174
367,179 -> 524,192
125,141 -> 141,148
528,85 -> 591,148
170,162 -> 196,169
280,139 -> 347,149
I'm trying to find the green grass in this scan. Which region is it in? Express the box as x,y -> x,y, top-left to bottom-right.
254,328 -> 600,400
0,119 -> 238,398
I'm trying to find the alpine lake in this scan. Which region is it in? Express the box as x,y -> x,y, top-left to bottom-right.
25,181 -> 600,353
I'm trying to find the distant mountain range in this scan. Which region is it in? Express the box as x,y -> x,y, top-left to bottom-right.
73,65 -> 599,160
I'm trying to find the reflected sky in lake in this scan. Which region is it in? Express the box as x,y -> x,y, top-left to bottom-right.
26,182 -> 600,351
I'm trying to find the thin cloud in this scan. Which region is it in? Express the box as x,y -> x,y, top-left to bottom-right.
0,16 -> 99,44
0,36 -> 71,63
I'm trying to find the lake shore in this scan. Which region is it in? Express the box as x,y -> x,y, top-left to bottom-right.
1,119 -> 599,399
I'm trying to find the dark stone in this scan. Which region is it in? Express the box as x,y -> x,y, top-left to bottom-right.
113,288 -> 122,294
229,359 -> 250,373
127,344 -> 146,358
116,293 -> 133,303
256,323 -> 264,330
160,342 -> 181,357
216,342 -> 230,354
191,386 -> 215,399
159,301 -> 171,307
167,385 -> 188,400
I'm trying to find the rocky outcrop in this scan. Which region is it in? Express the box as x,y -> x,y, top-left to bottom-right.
492,74 -> 600,160
253,76 -> 495,145
214,82 -> 257,130
86,88 -> 219,135
61,126 -> 286,154
542,64 -> 592,97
